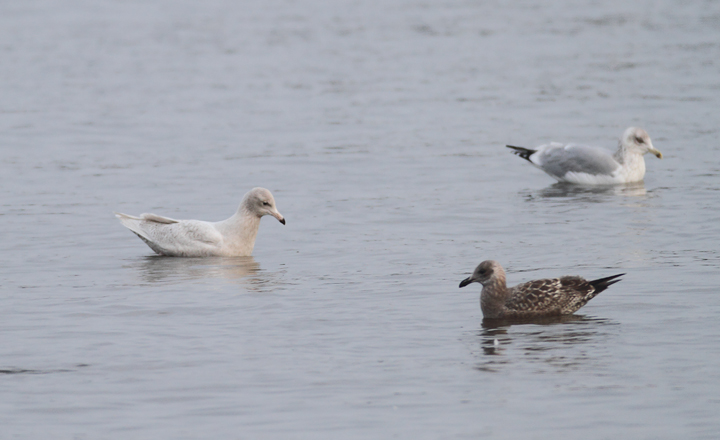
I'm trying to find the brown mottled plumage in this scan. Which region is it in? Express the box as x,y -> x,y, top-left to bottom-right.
459,260 -> 623,319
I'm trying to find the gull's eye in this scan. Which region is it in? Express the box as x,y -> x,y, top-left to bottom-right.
262,201 -> 270,206
635,136 -> 644,144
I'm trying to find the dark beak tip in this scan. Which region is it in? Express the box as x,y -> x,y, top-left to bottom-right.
459,278 -> 472,288
279,218 -> 286,225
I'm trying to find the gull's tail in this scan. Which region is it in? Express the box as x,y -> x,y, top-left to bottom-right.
506,145 -> 536,163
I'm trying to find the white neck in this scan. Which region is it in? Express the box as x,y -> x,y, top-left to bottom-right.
613,144 -> 646,181
215,207 -> 262,256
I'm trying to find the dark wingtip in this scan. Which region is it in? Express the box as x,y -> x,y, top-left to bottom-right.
593,273 -> 625,283
589,273 -> 625,293
459,277 -> 472,288
505,145 -> 536,162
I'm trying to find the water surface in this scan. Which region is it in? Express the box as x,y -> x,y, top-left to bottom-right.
2,0 -> 720,438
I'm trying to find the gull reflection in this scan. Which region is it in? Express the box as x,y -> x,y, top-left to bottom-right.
473,315 -> 617,372
522,181 -> 647,202
124,256 -> 283,291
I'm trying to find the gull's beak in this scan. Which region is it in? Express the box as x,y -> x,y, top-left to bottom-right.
271,210 -> 286,225
459,277 -> 473,288
648,145 -> 663,159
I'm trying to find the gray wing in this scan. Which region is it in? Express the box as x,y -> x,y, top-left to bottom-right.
533,143 -> 620,177
116,213 -> 223,256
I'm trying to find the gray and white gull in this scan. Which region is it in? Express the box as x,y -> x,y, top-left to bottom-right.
507,127 -> 662,185
116,187 -> 285,257
459,260 -> 624,319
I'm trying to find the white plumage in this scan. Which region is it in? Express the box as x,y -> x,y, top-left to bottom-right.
116,187 -> 285,257
507,127 -> 663,185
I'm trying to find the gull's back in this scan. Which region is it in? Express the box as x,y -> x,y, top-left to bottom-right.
504,276 -> 597,316
534,143 -> 620,180
116,213 -> 223,257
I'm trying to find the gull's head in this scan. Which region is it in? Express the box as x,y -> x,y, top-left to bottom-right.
459,260 -> 504,288
623,127 -> 662,159
243,187 -> 285,225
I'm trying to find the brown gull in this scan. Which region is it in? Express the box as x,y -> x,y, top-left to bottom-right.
115,187 -> 285,257
459,260 -> 624,319
506,127 -> 662,185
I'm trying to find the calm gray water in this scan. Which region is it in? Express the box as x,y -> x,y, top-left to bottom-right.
2,0 -> 720,438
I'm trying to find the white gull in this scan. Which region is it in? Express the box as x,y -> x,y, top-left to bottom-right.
116,187 -> 285,257
507,127 -> 662,185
